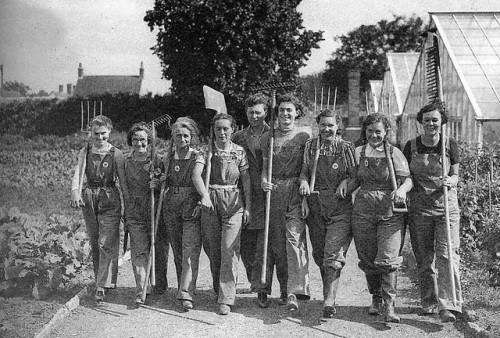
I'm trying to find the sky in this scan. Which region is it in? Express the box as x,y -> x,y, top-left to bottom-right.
1,0 -> 499,95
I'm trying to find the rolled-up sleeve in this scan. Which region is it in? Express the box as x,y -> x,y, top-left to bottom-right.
392,147 -> 410,177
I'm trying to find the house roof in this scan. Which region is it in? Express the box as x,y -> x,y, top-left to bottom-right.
387,53 -> 419,114
74,75 -> 142,97
432,12 -> 500,120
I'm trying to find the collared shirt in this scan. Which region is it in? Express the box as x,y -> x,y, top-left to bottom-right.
355,143 -> 410,177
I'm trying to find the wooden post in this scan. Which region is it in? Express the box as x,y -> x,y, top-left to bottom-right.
320,87 -> 324,110
327,87 -> 331,110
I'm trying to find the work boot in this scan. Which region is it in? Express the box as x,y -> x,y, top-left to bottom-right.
181,300 -> 193,311
278,291 -> 288,305
219,304 -> 231,315
94,287 -> 105,302
286,294 -> 299,311
440,309 -> 456,323
366,274 -> 382,315
369,296 -> 383,315
381,271 -> 400,323
257,293 -> 269,308
323,306 -> 337,318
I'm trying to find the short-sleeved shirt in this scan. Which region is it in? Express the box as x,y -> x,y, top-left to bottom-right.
402,135 -> 460,165
303,138 -> 356,189
355,143 -> 410,177
196,141 -> 249,186
260,128 -> 310,180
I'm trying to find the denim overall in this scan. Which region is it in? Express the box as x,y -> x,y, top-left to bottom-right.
124,153 -> 156,298
82,146 -> 121,289
408,137 -> 462,312
351,144 -> 404,310
201,142 -> 246,306
163,150 -> 201,303
306,139 -> 353,307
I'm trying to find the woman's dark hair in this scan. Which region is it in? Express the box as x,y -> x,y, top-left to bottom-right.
245,93 -> 269,111
315,109 -> 344,135
416,99 -> 448,125
276,93 -> 306,118
171,117 -> 200,147
211,113 -> 237,130
360,113 -> 392,143
127,122 -> 153,146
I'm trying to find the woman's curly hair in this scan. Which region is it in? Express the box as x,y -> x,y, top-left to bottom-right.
416,99 -> 448,125
127,122 -> 153,146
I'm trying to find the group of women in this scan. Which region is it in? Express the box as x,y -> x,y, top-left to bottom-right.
70,94 -> 462,322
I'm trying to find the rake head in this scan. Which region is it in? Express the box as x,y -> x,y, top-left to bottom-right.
148,113 -> 172,130
249,81 -> 298,93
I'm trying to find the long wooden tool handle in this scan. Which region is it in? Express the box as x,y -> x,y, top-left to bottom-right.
204,127 -> 213,189
309,137 -> 321,194
438,67 -> 457,306
261,90 -> 276,285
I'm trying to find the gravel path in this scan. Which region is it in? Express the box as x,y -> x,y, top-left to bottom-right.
50,235 -> 462,338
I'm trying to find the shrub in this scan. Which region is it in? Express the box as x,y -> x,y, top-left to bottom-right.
458,142 -> 500,287
0,206 -> 92,299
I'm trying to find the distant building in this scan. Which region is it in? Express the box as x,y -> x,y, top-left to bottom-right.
378,52 -> 420,145
47,84 -> 74,99
367,80 -> 383,113
74,62 -> 145,98
402,12 -> 500,145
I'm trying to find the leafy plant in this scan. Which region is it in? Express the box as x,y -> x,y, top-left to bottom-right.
458,142 -> 500,287
0,206 -> 92,299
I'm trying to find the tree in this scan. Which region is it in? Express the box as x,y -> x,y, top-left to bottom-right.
323,15 -> 426,104
2,81 -> 31,96
144,0 -> 323,125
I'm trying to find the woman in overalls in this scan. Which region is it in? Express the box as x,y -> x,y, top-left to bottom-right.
123,122 -> 163,304
299,109 -> 356,318
192,113 -> 251,315
402,100 -> 462,322
260,93 -> 311,311
350,113 -> 412,323
162,117 -> 202,311
70,115 -> 127,301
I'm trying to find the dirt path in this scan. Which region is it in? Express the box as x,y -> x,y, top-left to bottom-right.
50,237 -> 462,338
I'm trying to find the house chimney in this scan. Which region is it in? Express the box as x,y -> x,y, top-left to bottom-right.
78,63 -> 84,79
344,69 -> 362,142
139,61 -> 144,78
67,83 -> 72,95
59,85 -> 63,93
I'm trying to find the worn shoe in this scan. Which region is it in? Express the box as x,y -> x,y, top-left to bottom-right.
323,305 -> 337,318
385,306 -> 401,323
181,300 -> 193,311
94,287 -> 105,302
219,304 -> 231,315
257,293 -> 269,308
368,297 -> 383,315
421,305 -> 437,315
278,291 -> 288,305
135,295 -> 145,305
286,294 -> 298,311
440,309 -> 456,323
